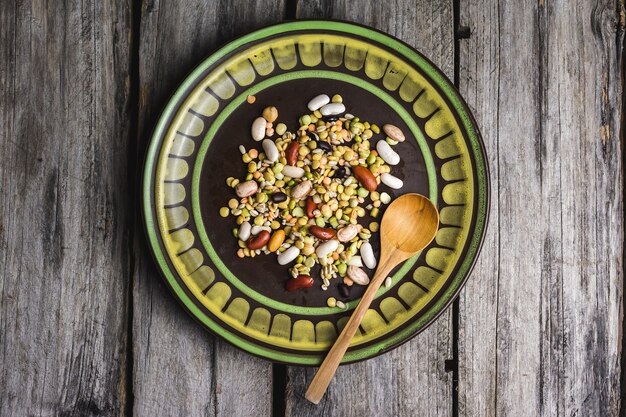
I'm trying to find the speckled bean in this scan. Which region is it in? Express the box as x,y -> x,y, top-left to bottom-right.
235,180 -> 258,198
347,265 -> 370,285
337,224 -> 360,242
290,180 -> 312,199
382,124 -> 406,142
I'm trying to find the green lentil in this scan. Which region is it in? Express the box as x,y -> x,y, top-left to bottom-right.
254,216 -> 264,226
357,187 -> 369,198
380,192 -> 391,204
329,217 -> 339,228
232,228 -> 239,238
271,220 -> 280,229
219,207 -> 229,217
228,199 -> 239,209
337,263 -> 347,276
299,146 -> 310,157
386,137 -> 399,146
370,207 -> 379,217
371,191 -> 380,201
304,257 -> 316,268
275,123 -> 287,135
349,198 -> 359,208
366,153 -> 377,165
369,222 -> 380,232
327,297 -> 337,308
300,115 -> 311,125
295,241 -> 305,250
292,207 -> 304,217
331,94 -> 343,103
315,217 -> 326,227
245,173 -> 253,181
371,124 -> 380,134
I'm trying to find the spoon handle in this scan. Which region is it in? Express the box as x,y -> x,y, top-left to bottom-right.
305,259 -> 396,404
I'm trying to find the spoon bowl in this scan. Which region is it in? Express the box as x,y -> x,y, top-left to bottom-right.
379,193 -> 440,262
305,193 -> 439,404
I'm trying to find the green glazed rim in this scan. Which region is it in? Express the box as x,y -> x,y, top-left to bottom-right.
141,20 -> 490,365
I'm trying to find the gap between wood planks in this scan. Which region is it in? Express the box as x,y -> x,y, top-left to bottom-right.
616,15 -> 626,417
125,0 -> 143,416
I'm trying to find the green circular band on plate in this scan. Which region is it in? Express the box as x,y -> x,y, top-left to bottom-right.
191,70 -> 438,316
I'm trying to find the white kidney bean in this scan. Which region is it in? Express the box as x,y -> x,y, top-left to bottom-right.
262,139 -> 279,162
281,165 -> 305,179
337,224 -> 360,242
347,265 -> 370,285
383,124 -> 406,142
238,221 -> 251,241
235,180 -> 258,198
381,173 -> 403,189
320,103 -> 345,116
250,225 -> 271,235
251,117 -> 266,141
307,94 -> 330,111
347,255 -> 363,267
376,140 -> 400,165
360,242 -> 376,269
277,246 -> 300,265
290,180 -> 312,199
316,239 -> 339,258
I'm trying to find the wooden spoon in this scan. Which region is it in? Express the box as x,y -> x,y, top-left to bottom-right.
305,193 -> 440,404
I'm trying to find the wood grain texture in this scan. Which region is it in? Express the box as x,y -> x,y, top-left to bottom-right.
132,0 -> 285,415
285,1 -> 454,415
457,0 -> 624,416
0,0 -> 132,415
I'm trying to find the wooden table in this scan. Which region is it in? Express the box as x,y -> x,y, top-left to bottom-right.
1,0 -> 623,415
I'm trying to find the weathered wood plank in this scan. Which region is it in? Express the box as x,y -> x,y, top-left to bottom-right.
457,0 -> 624,416
285,2 -> 454,416
0,1 -> 132,415
133,1 -> 285,415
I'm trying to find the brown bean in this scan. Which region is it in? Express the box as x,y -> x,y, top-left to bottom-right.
352,166 -> 377,191
285,141 -> 299,166
286,275 -> 314,292
309,226 -> 336,240
306,197 -> 317,218
247,230 -> 270,250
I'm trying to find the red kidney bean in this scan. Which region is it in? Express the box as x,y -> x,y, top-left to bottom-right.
309,226 -> 336,240
352,166 -> 377,191
286,275 -> 314,292
306,197 -> 317,218
285,141 -> 299,166
247,230 -> 270,250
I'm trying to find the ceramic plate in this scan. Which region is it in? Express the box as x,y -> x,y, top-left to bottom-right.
142,21 -> 489,365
